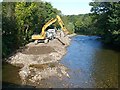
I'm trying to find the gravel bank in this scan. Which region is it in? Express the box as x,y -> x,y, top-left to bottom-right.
6,33 -> 72,87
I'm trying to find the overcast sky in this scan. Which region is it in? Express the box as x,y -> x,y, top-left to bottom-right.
44,0 -> 93,15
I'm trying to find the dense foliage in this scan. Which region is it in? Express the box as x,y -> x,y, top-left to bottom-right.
66,2 -> 120,46
2,1 -> 120,58
89,2 -> 120,46
2,2 -> 61,58
66,14 -> 98,35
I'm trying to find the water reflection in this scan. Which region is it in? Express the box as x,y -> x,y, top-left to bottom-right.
2,35 -> 118,88
61,35 -> 118,88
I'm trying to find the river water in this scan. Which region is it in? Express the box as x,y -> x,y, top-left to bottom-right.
61,35 -> 119,88
2,35 -> 119,88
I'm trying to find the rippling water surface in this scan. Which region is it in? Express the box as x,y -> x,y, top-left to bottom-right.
61,35 -> 118,88
2,35 -> 119,88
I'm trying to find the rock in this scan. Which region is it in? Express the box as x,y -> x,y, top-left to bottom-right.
19,65 -> 31,84
7,33 -> 71,86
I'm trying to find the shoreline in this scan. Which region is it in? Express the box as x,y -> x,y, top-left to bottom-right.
5,33 -> 75,87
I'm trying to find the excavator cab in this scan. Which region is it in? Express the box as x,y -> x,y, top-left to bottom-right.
46,29 -> 56,40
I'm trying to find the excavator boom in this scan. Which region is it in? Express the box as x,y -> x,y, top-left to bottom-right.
32,18 -> 57,40
32,15 -> 69,40
56,15 -> 69,34
41,18 -> 57,37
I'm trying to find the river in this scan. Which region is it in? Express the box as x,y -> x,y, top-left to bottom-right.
2,35 -> 119,88
61,35 -> 118,88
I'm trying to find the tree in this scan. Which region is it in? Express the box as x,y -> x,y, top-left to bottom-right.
2,2 -> 18,58
2,1 -> 61,58
89,2 -> 120,45
67,14 -> 95,35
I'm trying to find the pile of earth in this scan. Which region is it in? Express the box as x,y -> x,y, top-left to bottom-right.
6,33 -> 73,87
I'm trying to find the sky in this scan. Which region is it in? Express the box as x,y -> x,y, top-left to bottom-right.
44,0 -> 93,15
0,0 -> 93,15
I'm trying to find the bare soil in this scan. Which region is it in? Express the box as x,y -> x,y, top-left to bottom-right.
22,46 -> 56,55
6,32 -> 72,87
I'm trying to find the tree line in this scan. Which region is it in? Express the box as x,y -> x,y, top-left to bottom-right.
89,2 -> 120,46
2,1 -> 120,58
2,2 -> 62,58
66,2 -> 120,46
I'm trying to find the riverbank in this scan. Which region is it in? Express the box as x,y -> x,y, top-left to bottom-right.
3,35 -> 118,88
4,33 -> 74,88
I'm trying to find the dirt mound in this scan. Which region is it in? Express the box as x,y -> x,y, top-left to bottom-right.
7,33 -> 72,87
22,46 -> 56,55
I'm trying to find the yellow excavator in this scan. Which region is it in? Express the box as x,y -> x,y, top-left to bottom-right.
32,15 -> 69,43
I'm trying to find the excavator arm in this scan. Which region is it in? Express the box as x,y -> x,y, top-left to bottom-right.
41,18 -> 57,37
56,15 -> 69,34
32,15 -> 69,40
32,18 -> 57,40
42,15 -> 69,35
